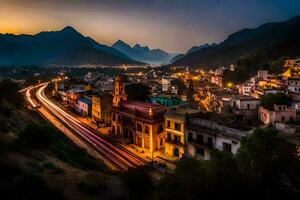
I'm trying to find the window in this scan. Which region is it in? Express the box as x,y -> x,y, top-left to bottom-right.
158,124 -> 164,133
207,137 -> 213,147
282,116 -> 285,121
167,132 -> 171,140
196,147 -> 204,156
112,125 -> 115,134
197,134 -> 204,145
145,125 -> 149,134
118,115 -> 121,122
167,120 -> 171,128
188,132 -> 193,142
174,135 -> 181,144
160,138 -> 163,146
222,142 -> 232,153
112,113 -> 116,121
137,123 -> 142,132
247,104 -> 250,109
175,122 -> 181,131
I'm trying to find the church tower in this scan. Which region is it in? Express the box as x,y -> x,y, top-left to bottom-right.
112,75 -> 127,107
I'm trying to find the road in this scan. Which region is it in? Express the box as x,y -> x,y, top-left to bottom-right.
25,83 -> 147,171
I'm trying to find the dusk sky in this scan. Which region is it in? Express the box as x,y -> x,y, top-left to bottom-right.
1,0 -> 300,53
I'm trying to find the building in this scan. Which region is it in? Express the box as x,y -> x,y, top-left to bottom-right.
111,101 -> 166,152
66,88 -> 86,108
75,98 -> 92,116
186,113 -> 251,160
162,76 -> 172,92
258,104 -> 297,125
92,94 -> 113,125
150,93 -> 184,107
164,105 -> 199,158
234,95 -> 261,120
257,70 -> 268,80
112,75 -> 127,107
288,77 -> 300,101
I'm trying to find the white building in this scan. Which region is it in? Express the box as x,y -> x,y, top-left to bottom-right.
75,98 -> 92,116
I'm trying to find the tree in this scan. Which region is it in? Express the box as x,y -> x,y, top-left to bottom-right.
260,93 -> 291,110
125,83 -> 151,101
0,79 -> 24,108
236,128 -> 300,197
121,167 -> 153,200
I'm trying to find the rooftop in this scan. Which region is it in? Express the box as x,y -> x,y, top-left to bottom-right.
78,98 -> 92,105
113,101 -> 166,122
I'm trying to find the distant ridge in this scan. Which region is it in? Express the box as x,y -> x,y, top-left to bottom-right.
173,14 -> 300,74
0,26 -> 142,66
112,40 -> 175,64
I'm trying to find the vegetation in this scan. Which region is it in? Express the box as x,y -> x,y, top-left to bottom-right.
0,79 -> 24,108
260,93 -> 291,110
126,83 -> 151,101
150,128 -> 300,200
121,167 -> 153,200
16,123 -> 107,171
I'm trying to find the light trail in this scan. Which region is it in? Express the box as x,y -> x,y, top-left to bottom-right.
34,84 -> 147,171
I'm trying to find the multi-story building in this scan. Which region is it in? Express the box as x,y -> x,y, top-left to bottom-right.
111,101 -> 166,152
234,95 -> 261,120
75,98 -> 92,116
111,75 -> 166,153
66,88 -> 86,108
92,93 -> 113,125
288,77 -> 300,101
186,113 -> 251,160
164,105 -> 199,158
258,104 -> 297,125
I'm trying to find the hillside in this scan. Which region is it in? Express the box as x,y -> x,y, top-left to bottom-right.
173,15 -> 300,76
0,79 -> 127,200
0,26 -> 141,66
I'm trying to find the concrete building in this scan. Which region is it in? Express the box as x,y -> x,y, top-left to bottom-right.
186,113 -> 251,160
234,95 -> 261,120
66,89 -> 86,108
111,101 -> 166,152
164,105 -> 199,158
75,98 -> 92,116
92,94 -> 113,125
258,104 -> 297,125
288,77 -> 300,101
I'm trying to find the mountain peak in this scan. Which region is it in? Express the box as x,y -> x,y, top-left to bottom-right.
61,26 -> 78,33
133,44 -> 149,51
112,40 -> 131,49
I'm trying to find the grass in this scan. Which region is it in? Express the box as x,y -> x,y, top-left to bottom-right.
16,122 -> 107,172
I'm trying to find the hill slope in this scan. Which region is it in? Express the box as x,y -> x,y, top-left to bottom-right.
173,15 -> 300,70
0,26 -> 141,66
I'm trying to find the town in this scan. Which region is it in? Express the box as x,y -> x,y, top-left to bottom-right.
36,57 -> 300,167
1,1 -> 300,199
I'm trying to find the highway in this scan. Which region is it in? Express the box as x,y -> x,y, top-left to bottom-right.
26,83 -> 147,171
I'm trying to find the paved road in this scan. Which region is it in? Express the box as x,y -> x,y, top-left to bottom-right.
26,83 -> 147,171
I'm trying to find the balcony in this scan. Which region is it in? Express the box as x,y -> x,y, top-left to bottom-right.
166,138 -> 184,146
188,138 -> 213,149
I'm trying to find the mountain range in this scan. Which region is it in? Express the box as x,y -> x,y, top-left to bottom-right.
170,43 -> 217,63
111,40 -> 174,64
0,26 -> 142,66
172,14 -> 300,75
